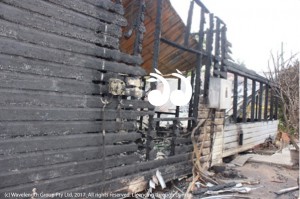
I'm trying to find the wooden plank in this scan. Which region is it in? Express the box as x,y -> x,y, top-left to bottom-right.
225,121 -> 265,131
0,133 -> 142,155
63,156 -> 192,194
0,121 -> 137,137
0,54 -> 103,82
0,144 -> 138,172
0,3 -> 119,48
224,123 -> 278,138
0,154 -> 191,194
46,0 -> 127,26
83,0 -> 124,15
0,107 -> 152,121
224,121 -> 278,134
224,128 -> 278,150
1,0 -> 122,38
51,163 -> 192,198
0,154 -> 139,189
0,89 -> 154,110
0,37 -> 146,76
0,19 -> 142,65
224,128 -> 277,146
0,70 -> 100,95
224,126 -> 278,144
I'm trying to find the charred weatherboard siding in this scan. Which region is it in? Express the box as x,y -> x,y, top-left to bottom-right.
0,0 -> 156,197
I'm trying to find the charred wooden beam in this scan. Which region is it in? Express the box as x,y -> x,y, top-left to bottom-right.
188,69 -> 195,129
0,121 -> 137,138
192,8 -> 205,123
146,115 -> 154,160
175,79 -> 181,118
194,0 -> 210,13
1,154 -> 139,189
160,38 -> 207,56
220,25 -> 228,79
153,117 -> 195,122
251,80 -> 256,122
172,78 -> 181,155
184,0 -> 194,47
133,0 -> 146,56
213,18 -> 221,77
84,0 -> 124,15
264,86 -> 269,120
224,60 -> 268,83
255,94 -> 259,119
152,0 -> 163,71
0,133 -> 141,155
203,13 -> 214,99
214,16 -> 225,25
242,77 -> 247,123
46,0 -> 128,26
233,73 -> 238,123
258,82 -> 263,121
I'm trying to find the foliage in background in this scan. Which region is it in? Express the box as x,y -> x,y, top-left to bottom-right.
266,52 -> 299,139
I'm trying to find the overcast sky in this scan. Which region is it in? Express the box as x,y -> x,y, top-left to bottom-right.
170,0 -> 300,74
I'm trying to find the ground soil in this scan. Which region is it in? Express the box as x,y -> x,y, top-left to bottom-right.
138,162 -> 299,199
235,162 -> 299,199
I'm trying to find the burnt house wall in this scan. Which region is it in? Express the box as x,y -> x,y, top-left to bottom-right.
0,0 -> 196,197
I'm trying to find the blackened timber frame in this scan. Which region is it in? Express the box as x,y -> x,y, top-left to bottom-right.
203,13 -> 214,99
251,80 -> 256,122
264,86 -> 269,120
258,82 -> 263,121
233,73 -> 238,123
220,26 -> 228,79
213,18 -> 221,77
133,0 -> 146,56
242,77 -> 248,123
193,6 -> 206,122
184,0 -> 194,47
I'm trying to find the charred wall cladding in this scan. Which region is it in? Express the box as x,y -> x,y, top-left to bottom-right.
0,0 -> 195,197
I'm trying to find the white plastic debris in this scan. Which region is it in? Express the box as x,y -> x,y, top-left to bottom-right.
235,183 -> 243,188
156,170 -> 166,189
152,175 -> 159,185
149,179 -> 156,189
